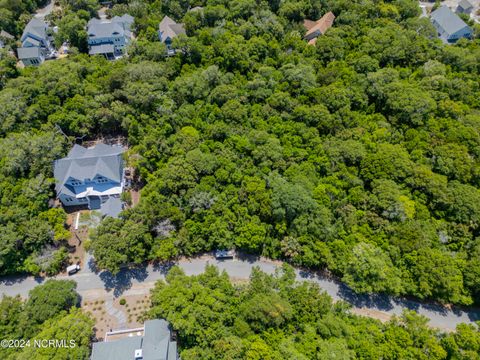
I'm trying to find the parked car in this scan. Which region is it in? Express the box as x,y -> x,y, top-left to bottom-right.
67,264 -> 80,275
215,250 -> 234,260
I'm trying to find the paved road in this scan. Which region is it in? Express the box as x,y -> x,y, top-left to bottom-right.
0,254 -> 479,331
35,0 -> 54,19
419,4 -> 427,18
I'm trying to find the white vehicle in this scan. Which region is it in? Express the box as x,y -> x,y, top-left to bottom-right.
67,264 -> 80,275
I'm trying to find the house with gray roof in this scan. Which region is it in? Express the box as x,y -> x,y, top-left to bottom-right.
430,5 -> 472,43
0,30 -> 14,49
54,143 -> 125,218
91,319 -> 178,360
17,18 -> 54,66
87,14 -> 133,60
456,0 -> 474,14
112,14 -> 135,28
158,16 -> 185,55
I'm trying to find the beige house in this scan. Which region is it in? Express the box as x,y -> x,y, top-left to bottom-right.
303,11 -> 335,45
158,16 -> 185,54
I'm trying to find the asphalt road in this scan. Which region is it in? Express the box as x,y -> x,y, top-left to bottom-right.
35,0 -> 54,19
0,254 -> 479,331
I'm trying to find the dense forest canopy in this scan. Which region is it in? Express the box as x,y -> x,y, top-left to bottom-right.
1,0 -> 480,308
0,280 -> 94,360
0,0 -> 48,36
147,265 -> 480,359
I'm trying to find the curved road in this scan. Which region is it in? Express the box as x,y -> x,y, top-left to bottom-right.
0,254 -> 479,331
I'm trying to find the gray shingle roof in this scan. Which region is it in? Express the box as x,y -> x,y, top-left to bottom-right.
22,18 -> 48,42
88,22 -> 125,38
112,14 -> 134,27
458,0 -> 473,10
17,46 -> 42,59
431,5 -> 471,36
91,320 -> 178,360
98,196 -> 123,218
87,18 -> 103,27
88,13 -> 133,40
54,144 -> 124,196
0,30 -> 14,40
91,336 -> 142,360
143,320 -> 173,360
89,44 -> 115,55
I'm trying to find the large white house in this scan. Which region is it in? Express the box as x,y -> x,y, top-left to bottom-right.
17,18 -> 54,66
87,14 -> 134,60
54,143 -> 125,217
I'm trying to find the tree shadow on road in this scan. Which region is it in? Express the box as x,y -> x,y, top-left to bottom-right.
235,252 -> 261,264
88,256 -> 100,274
152,261 -> 176,275
0,274 -> 45,287
99,266 -> 148,297
297,269 -> 315,279
337,282 -> 395,312
0,275 -> 29,286
467,309 -> 480,322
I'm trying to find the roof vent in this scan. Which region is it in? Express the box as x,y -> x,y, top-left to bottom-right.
134,348 -> 143,360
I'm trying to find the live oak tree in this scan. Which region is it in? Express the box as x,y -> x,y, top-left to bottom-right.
25,279 -> 79,329
147,266 -> 480,359
2,0 -> 480,307
0,280 -> 91,360
16,308 -> 94,360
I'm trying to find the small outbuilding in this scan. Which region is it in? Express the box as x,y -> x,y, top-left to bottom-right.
0,30 -> 14,49
456,0 -> 474,14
